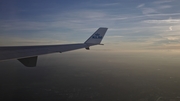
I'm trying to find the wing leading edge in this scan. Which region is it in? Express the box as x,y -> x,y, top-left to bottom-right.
0,27 -> 108,67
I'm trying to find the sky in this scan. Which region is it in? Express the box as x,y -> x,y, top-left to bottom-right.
1,0 -> 180,52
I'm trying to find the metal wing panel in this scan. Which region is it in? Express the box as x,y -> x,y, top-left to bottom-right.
0,43 -> 90,61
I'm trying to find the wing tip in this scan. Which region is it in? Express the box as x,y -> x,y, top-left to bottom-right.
84,27 -> 108,44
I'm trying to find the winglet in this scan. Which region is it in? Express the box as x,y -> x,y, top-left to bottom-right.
84,27 -> 108,45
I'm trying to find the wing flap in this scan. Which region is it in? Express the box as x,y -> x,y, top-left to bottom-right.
18,56 -> 38,67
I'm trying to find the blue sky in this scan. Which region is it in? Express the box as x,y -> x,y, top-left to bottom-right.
0,0 -> 180,51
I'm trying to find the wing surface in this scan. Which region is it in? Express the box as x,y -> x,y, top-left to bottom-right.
0,27 -> 108,67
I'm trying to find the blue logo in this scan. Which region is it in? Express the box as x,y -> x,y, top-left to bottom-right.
92,33 -> 102,39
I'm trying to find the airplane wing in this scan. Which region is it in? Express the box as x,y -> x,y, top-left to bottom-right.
0,27 -> 108,67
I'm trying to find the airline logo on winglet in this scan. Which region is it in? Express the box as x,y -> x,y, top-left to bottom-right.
92,33 -> 102,39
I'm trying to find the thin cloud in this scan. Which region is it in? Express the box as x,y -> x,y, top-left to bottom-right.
107,36 -> 123,38
142,8 -> 158,14
0,20 -> 49,31
138,0 -> 174,15
169,26 -> 173,31
153,0 -> 175,4
137,3 -> 145,8
158,5 -> 172,9
143,19 -> 180,24
166,36 -> 178,40
144,13 -> 180,17
98,3 -> 120,7
0,36 -> 68,46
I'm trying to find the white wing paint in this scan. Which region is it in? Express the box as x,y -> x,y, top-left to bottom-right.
0,27 -> 108,67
